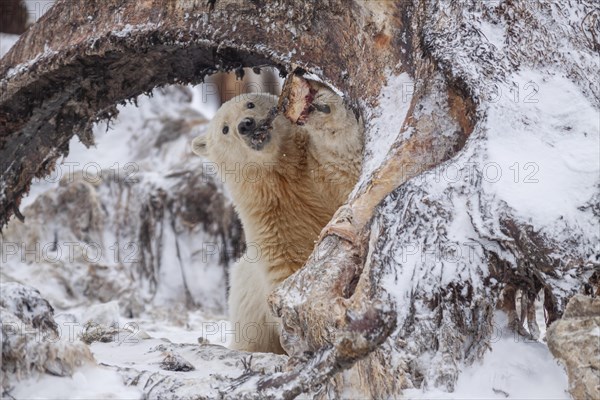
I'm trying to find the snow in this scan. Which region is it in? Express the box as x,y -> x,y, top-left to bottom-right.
478,20 -> 506,52
4,47 -> 59,80
112,23 -> 161,39
485,70 -> 599,229
405,314 -> 570,400
0,32 -> 52,82
0,282 -> 54,324
10,365 -> 142,400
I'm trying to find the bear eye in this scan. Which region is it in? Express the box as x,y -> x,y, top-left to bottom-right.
246,102 -> 255,109
222,125 -> 229,134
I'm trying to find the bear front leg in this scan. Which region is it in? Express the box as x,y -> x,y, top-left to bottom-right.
228,259 -> 284,354
281,76 -> 364,209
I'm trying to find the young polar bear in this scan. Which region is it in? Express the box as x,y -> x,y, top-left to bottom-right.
192,86 -> 363,354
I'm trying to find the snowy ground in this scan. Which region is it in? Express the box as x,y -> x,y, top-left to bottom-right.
405,312 -> 569,400
7,306 -> 260,400
1,32 -> 575,399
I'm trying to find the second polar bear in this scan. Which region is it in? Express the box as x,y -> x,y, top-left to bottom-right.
192,86 -> 363,353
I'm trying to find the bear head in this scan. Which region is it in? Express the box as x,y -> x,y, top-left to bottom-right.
192,93 -> 290,165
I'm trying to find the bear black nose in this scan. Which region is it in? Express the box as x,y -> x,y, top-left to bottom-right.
238,118 -> 256,135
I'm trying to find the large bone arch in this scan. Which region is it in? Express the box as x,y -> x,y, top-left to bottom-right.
0,0 -> 401,228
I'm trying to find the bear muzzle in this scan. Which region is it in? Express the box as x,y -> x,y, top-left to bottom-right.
238,117 -> 272,151
238,117 -> 256,136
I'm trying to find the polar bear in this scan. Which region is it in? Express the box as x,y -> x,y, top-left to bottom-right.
192,86 -> 362,354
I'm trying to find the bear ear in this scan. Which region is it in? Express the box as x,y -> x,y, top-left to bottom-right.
191,136 -> 208,157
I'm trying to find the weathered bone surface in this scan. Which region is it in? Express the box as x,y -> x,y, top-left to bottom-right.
1,0 -> 598,398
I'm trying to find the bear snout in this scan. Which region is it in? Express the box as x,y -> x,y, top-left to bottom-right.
238,118 -> 256,135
